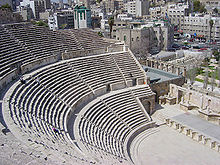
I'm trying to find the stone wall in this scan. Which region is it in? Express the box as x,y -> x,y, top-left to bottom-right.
142,58 -> 187,77
169,84 -> 220,113
150,77 -> 185,102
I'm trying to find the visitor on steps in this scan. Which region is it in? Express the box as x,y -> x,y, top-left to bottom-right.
52,127 -> 59,133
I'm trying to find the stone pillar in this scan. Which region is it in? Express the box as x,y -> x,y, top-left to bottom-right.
150,100 -> 155,115
151,60 -> 154,68
183,67 -> 187,77
172,65 -> 175,73
146,59 -> 149,66
177,67 -> 180,75
166,64 -> 169,72
156,61 -> 159,69
160,62 -> 163,70
147,60 -> 151,67
154,61 -> 157,69
147,76 -> 150,84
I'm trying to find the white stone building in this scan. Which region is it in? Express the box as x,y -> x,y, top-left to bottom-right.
74,5 -> 91,29
135,0 -> 149,17
149,3 -> 189,26
165,3 -> 189,26
127,1 -> 136,16
182,14 -> 220,41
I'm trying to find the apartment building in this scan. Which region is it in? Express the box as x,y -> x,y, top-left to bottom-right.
149,3 -> 189,26
127,1 -> 136,16
182,14 -> 220,41
20,0 -> 50,19
48,10 -> 74,30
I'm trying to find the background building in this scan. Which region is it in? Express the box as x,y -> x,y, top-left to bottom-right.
135,0 -> 149,17
116,28 -> 150,59
182,14 -> 220,41
20,0 -> 51,20
74,5 -> 91,29
48,10 -> 74,30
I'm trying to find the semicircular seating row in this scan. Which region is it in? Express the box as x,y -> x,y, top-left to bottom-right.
4,51 -> 150,164
74,85 -> 153,164
0,23 -> 110,81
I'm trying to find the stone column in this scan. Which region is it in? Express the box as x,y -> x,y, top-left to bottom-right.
177,67 -> 180,75
160,62 -> 163,70
150,60 -> 153,68
150,98 -> 155,115
146,59 -> 149,66
166,64 -> 169,72
183,67 -> 187,77
172,65 -> 175,73
156,61 -> 159,69
147,60 -> 151,67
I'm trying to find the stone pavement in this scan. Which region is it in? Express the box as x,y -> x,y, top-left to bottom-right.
172,113 -> 220,141
154,104 -> 220,142
135,125 -> 220,165
129,104 -> 220,165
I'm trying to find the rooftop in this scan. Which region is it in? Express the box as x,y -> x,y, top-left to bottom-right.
143,66 -> 181,83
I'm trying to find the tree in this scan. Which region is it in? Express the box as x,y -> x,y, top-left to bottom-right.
96,0 -> 102,3
213,8 -> 218,14
218,61 -> 220,87
209,20 -> 214,41
60,24 -> 67,29
186,65 -> 197,85
193,0 -> 201,12
32,20 -> 49,28
211,72 -> 215,91
213,50 -> 219,61
0,3 -> 12,11
193,0 -> 207,13
203,68 -> 208,89
97,31 -> 103,37
108,17 -> 114,39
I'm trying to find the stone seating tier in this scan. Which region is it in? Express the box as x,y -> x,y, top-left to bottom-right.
2,23 -> 153,164
74,85 -> 153,163
0,23 -> 111,81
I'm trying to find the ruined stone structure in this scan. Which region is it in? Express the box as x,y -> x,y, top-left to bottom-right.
141,58 -> 187,77
163,84 -> 220,125
1,23 -> 156,164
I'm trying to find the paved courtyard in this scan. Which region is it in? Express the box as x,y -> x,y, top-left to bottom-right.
133,104 -> 220,165
136,125 -> 220,165
155,104 -> 220,142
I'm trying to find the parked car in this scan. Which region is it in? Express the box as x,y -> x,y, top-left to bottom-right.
167,48 -> 176,52
198,48 -> 207,51
181,46 -> 189,50
172,43 -> 180,50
